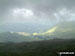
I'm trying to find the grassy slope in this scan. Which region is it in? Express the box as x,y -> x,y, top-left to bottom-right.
0,38 -> 75,56
52,22 -> 75,39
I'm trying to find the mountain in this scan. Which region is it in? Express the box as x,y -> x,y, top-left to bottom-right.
0,32 -> 46,42
33,21 -> 75,39
0,21 -> 75,42
53,22 -> 75,39
0,38 -> 75,56
0,32 -> 33,42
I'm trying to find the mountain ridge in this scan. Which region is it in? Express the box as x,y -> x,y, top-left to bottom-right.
0,21 -> 75,42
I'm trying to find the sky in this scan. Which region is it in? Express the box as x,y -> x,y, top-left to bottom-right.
0,0 -> 75,26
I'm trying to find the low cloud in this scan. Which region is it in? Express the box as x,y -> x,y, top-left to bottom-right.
0,0 -> 75,24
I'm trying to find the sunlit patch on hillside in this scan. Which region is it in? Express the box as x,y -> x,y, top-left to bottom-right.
44,26 -> 58,34
10,32 -> 30,36
33,26 -> 58,36
33,33 -> 39,36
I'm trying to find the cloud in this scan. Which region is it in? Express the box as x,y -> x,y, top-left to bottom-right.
12,8 -> 34,18
0,0 -> 75,24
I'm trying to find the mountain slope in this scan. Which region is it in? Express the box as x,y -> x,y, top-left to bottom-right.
44,22 -> 75,39
0,22 -> 75,42
32,21 -> 75,39
0,32 -> 45,42
0,32 -> 33,42
0,38 -> 75,56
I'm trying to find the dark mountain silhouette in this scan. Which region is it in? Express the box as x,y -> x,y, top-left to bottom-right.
0,38 -> 75,56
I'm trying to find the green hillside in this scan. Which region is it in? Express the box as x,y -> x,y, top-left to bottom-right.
0,32 -> 34,42
0,22 -> 75,42
0,39 -> 75,56
53,22 -> 75,39
34,21 -> 75,39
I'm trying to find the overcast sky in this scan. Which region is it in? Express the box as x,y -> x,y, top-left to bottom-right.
0,0 -> 75,25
